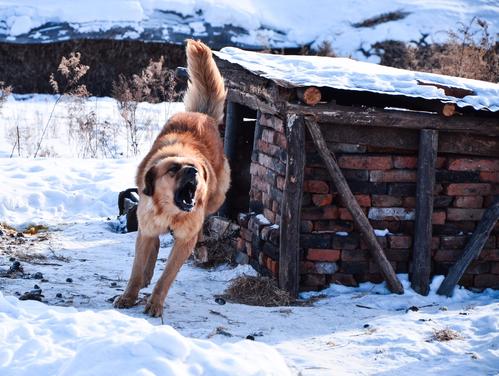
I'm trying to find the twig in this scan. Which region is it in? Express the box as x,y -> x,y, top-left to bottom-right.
34,94 -> 62,158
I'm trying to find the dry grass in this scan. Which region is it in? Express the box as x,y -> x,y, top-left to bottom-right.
353,10 -> 410,28
222,275 -> 292,307
377,17 -> 498,83
432,328 -> 462,342
112,56 -> 176,156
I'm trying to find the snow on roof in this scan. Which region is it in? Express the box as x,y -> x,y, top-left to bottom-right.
0,0 -> 497,61
214,47 -> 499,112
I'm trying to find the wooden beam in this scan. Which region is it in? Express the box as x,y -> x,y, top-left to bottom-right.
279,114 -> 306,298
437,197 -> 499,297
297,87 -> 322,106
319,123 -> 499,157
226,88 -> 279,115
288,103 -> 499,136
304,117 -> 404,294
411,129 -> 439,296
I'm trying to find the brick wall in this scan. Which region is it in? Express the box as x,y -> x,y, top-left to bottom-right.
235,112 -> 499,291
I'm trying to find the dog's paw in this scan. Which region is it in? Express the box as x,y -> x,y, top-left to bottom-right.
144,297 -> 164,317
113,294 -> 137,309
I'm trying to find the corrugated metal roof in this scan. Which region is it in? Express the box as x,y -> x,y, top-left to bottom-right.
214,48 -> 499,112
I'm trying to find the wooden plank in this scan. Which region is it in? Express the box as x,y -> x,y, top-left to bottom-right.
288,103 -> 499,136
411,129 -> 439,296
320,123 -> 499,157
226,88 -> 279,115
279,114 -> 306,298
437,197 -> 499,297
304,117 -> 404,294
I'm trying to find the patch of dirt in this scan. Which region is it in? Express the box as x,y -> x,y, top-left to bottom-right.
432,328 -> 463,342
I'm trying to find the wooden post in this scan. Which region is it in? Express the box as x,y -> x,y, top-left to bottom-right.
279,114 -> 306,298
411,129 -> 438,296
437,197 -> 499,297
304,117 -> 404,294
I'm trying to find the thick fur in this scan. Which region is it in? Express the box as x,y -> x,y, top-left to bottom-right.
114,40 -> 230,317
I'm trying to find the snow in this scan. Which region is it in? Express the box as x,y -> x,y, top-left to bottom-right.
1,95 -> 498,375
0,1 -> 497,60
0,292 -> 290,375
214,48 -> 499,112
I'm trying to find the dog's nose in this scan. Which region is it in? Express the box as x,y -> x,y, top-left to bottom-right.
183,166 -> 198,178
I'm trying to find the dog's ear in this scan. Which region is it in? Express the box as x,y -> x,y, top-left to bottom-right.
143,166 -> 156,196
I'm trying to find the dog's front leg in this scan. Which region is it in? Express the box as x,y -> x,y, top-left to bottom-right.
114,231 -> 159,308
144,235 -> 197,317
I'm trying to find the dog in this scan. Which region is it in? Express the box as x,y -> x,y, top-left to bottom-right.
114,40 -> 230,317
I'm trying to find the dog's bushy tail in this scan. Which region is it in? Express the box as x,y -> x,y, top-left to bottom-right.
184,39 -> 226,124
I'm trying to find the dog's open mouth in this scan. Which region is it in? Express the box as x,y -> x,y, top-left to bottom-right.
175,180 -> 197,212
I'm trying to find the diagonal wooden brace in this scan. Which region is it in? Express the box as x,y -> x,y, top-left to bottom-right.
437,196 -> 499,297
304,117 -> 404,294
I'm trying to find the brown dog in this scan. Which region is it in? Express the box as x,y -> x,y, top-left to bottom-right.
114,40 -> 230,317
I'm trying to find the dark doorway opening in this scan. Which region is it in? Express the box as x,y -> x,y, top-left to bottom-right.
222,102 -> 257,220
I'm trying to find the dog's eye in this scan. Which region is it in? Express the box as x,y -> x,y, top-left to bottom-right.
167,164 -> 180,175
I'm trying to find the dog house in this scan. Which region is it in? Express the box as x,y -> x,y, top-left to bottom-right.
213,48 -> 499,297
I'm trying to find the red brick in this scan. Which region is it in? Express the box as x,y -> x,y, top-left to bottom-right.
474,274 -> 499,289
434,250 -> 463,262
302,205 -> 338,220
307,248 -> 341,262
276,176 -> 285,190
372,195 -> 402,207
385,249 -> 410,262
275,132 -> 287,148
480,171 -> 499,183
447,208 -> 485,221
388,235 -> 412,249
432,211 -> 447,225
329,273 -> 358,287
435,157 -> 447,169
479,249 -> 499,261
268,260 -> 279,275
313,220 -> 353,233
301,220 -> 314,233
338,156 -> 392,170
403,196 -> 416,208
339,208 -> 353,221
466,261 -> 490,274
304,180 -> 329,194
312,194 -> 334,207
261,128 -> 275,144
341,249 -> 370,261
453,196 -> 484,208
446,183 -> 491,196
355,194 -> 371,207
370,170 -> 417,183
300,261 -> 316,273
263,208 -> 275,223
259,113 -> 284,133
431,237 -> 440,250
369,261 -> 397,273
393,156 -> 417,169
301,274 -> 326,287
491,262 -> 499,274
458,274 -> 474,287
257,140 -> 282,158
448,158 -> 499,172
440,236 -> 467,249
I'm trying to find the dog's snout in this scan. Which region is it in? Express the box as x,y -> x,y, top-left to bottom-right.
184,166 -> 198,178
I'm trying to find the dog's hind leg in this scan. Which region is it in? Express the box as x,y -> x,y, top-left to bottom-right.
114,231 -> 159,308
144,235 -> 197,317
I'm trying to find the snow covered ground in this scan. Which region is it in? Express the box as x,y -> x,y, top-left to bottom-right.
0,95 -> 498,375
0,1 -> 497,61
